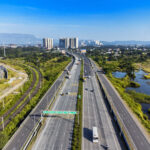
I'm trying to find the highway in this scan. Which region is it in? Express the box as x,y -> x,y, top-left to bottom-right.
3,56 -> 75,150
90,58 -> 150,150
82,56 -> 125,150
32,56 -> 81,150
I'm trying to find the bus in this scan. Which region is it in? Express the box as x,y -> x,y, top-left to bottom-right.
93,127 -> 98,143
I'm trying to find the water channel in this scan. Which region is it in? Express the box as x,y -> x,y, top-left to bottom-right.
113,70 -> 150,119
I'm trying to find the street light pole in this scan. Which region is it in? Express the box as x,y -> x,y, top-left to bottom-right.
47,95 -> 49,106
34,115 -> 35,126
40,110 -> 43,123
54,84 -> 56,99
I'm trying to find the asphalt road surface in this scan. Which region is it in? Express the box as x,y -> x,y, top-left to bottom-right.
3,58 -> 74,150
83,55 -> 93,77
90,58 -> 150,150
32,57 -> 81,150
82,57 -> 125,150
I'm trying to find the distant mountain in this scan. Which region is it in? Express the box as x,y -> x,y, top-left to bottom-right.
102,40 -> 150,46
1,34 -> 150,46
0,33 -> 42,45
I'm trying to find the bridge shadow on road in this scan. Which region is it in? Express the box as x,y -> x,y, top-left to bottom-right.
83,127 -> 92,141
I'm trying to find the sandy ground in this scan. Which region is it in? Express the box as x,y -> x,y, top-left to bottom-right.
0,63 -> 28,101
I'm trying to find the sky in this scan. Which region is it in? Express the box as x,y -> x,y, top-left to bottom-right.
0,0 -> 150,41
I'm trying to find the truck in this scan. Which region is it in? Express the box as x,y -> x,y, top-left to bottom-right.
93,127 -> 98,143
76,62 -> 80,65
68,75 -> 71,79
67,70 -> 70,75
65,74 -> 71,79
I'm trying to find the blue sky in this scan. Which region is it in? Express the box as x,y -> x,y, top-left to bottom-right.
0,0 -> 150,41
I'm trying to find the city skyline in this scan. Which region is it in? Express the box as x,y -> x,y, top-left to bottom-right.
0,0 -> 150,41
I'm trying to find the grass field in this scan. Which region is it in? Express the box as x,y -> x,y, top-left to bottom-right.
0,55 -> 71,150
106,72 -> 150,134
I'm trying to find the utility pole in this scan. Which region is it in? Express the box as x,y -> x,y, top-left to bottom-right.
54,84 -> 56,99
3,43 -> 6,57
47,95 -> 49,106
40,110 -> 43,123
34,115 -> 35,126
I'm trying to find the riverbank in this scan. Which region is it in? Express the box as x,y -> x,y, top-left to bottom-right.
135,59 -> 150,79
91,56 -> 150,134
106,73 -> 150,134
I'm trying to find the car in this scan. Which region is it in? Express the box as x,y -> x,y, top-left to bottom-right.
66,92 -> 70,95
91,89 -> 94,92
85,88 -> 88,90
60,92 -> 64,96
105,145 -> 109,149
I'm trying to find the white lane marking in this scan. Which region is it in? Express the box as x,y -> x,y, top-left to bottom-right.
94,76 -> 120,150
86,80 -> 92,150
32,67 -> 71,150
33,57 -> 81,150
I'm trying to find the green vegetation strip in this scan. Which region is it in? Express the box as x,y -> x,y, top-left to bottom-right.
106,73 -> 150,133
71,60 -> 83,150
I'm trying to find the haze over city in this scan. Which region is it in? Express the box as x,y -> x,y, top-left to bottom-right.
0,0 -> 150,40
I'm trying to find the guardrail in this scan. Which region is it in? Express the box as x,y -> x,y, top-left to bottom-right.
22,77 -> 65,150
89,57 -> 137,149
96,73 -> 137,150
21,58 -> 75,150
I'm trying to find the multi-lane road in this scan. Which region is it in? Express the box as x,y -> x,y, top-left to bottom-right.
3,53 -> 150,150
32,56 -> 81,150
83,56 -> 125,150
90,57 -> 150,150
3,56 -> 75,150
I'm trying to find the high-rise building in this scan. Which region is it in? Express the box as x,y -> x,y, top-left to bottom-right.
69,37 -> 78,49
69,38 -> 74,49
59,37 -> 78,49
43,38 -> 53,50
74,37 -> 78,48
59,38 -> 69,49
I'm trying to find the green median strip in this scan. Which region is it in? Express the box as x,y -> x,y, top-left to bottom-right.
71,59 -> 83,150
